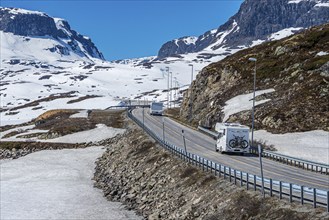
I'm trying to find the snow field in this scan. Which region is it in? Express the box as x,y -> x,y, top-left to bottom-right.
0,147 -> 142,220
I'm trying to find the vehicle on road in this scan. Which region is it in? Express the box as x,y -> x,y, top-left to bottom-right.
215,123 -> 250,154
150,102 -> 164,116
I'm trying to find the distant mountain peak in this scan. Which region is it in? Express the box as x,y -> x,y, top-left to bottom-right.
0,7 -> 104,61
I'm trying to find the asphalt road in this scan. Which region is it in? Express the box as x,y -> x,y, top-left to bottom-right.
133,108 -> 329,192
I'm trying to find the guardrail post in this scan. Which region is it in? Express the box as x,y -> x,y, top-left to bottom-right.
279,181 -> 282,199
240,171 -> 243,186
229,167 -> 232,182
224,166 -> 226,179
254,175 -> 256,191
327,191 -> 329,213
219,164 -> 221,177
301,186 -> 304,205
203,158 -> 205,171
234,169 -> 237,185
270,179 -> 273,197
214,163 -> 217,176
313,188 -> 317,208
246,173 -> 249,190
289,183 -> 293,203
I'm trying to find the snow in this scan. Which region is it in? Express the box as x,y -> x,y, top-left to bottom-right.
70,109 -> 89,118
255,130 -> 329,164
268,27 -> 303,40
2,7 -> 46,16
182,36 -> 198,45
54,18 -> 72,37
288,0 -> 329,7
0,147 -> 142,220
47,124 -> 125,143
222,89 -> 275,122
315,2 -> 329,7
316,51 -> 329,56
0,125 -> 35,139
288,0 -> 304,3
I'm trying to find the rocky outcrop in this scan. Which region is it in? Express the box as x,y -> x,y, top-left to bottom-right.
94,122 -> 327,219
0,7 -> 104,60
158,0 -> 329,58
158,36 -> 197,59
0,141 -> 86,159
179,23 -> 329,133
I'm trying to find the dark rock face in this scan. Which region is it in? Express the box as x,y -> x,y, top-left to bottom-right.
0,7 -> 104,60
158,0 -> 329,58
158,36 -> 197,59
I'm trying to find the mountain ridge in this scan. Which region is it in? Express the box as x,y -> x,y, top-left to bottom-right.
158,0 -> 329,59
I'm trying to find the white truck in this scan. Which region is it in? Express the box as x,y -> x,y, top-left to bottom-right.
150,102 -> 164,116
215,123 -> 250,154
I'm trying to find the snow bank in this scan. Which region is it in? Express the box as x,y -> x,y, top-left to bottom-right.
223,89 -> 275,122
70,109 -> 89,118
255,130 -> 329,164
0,147 -> 141,219
47,124 -> 125,143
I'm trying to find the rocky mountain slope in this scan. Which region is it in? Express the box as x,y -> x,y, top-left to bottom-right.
0,7 -> 104,61
180,23 -> 329,133
158,0 -> 329,59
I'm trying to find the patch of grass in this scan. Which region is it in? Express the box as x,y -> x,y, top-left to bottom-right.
2,130 -> 21,138
302,55 -> 329,71
146,154 -> 161,164
89,110 -> 125,128
180,167 -> 198,178
131,140 -> 154,156
0,141 -> 84,151
200,175 -> 216,186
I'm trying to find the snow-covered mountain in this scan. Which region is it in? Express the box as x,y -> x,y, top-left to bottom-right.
0,7 -> 199,126
158,0 -> 329,59
1,1 -> 329,126
0,7 -> 104,62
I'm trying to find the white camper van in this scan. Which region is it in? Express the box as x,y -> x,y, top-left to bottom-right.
150,102 -> 164,116
215,123 -> 250,154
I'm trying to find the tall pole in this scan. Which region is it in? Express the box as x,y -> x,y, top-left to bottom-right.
258,144 -> 265,198
167,67 -> 170,108
162,118 -> 165,142
174,77 -> 177,108
249,58 -> 257,148
182,130 -> 187,155
142,107 -> 145,130
188,64 -> 194,121
169,72 -> 173,109
188,63 -> 194,83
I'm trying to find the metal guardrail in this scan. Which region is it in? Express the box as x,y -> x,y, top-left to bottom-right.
128,110 -> 329,212
106,105 -> 150,110
198,126 -> 329,175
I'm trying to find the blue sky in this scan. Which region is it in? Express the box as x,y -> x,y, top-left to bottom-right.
1,0 -> 243,60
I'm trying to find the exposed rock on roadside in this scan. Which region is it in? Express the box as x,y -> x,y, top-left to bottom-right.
94,122 -> 328,219
180,23 -> 329,133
